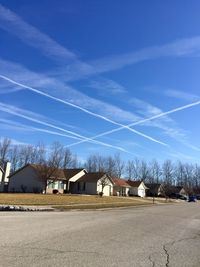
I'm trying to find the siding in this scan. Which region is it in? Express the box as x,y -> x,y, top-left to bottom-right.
8,166 -> 44,193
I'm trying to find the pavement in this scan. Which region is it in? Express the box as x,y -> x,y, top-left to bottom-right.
0,202 -> 200,266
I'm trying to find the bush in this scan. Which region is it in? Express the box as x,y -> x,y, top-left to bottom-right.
99,191 -> 103,197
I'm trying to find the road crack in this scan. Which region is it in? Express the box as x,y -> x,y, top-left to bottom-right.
162,245 -> 170,267
162,232 -> 200,267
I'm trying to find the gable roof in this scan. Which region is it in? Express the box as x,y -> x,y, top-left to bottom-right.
145,183 -> 162,191
63,168 -> 86,181
126,180 -> 143,187
9,164 -> 86,181
170,186 -> 185,194
112,177 -> 131,187
78,172 -> 108,182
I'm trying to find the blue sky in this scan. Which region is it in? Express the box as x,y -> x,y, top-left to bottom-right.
0,0 -> 200,163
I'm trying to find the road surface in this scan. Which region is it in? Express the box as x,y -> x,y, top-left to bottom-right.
0,202 -> 200,266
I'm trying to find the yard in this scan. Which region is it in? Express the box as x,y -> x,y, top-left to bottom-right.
0,193 -> 171,210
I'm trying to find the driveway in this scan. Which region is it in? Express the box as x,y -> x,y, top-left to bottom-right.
0,202 -> 200,266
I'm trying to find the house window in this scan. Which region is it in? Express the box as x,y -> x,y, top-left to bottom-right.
58,181 -> 64,189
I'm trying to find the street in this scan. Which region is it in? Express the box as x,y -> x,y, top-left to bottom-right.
0,202 -> 200,267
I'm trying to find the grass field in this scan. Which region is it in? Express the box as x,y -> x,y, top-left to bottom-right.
0,193 -> 170,209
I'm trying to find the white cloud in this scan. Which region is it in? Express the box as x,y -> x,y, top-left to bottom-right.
164,89 -> 200,102
0,4 -> 77,63
89,78 -> 127,95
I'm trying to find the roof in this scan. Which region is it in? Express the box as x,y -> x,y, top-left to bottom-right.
28,164 -> 66,180
170,186 -> 185,194
63,168 -> 86,180
9,164 -> 86,181
145,183 -> 162,191
112,177 -> 131,187
126,180 -> 143,187
78,172 -> 107,182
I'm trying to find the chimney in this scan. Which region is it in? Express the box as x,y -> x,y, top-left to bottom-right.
3,161 -> 11,183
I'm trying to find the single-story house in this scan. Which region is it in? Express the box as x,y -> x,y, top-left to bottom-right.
111,177 -> 131,196
126,180 -> 148,197
8,164 -> 87,193
168,185 -> 188,198
70,172 -> 113,196
145,183 -> 165,197
0,161 -> 11,192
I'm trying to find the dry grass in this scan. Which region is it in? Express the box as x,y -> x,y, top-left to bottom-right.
0,194 -> 171,209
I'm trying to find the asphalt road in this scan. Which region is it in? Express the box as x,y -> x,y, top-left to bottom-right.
0,202 -> 200,267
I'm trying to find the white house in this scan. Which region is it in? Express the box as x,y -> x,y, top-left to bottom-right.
127,180 -> 148,197
70,172 -> 113,196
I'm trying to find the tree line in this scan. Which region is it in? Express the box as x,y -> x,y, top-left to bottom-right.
1,138 -> 200,193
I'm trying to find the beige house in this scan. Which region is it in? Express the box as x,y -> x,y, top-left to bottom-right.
8,164 -> 87,193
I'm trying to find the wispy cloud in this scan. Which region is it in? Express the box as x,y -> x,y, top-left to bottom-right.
0,102 -> 130,153
2,3 -> 200,83
55,36 -> 200,82
0,73 -> 167,147
0,118 -> 83,139
89,78 -> 127,95
0,59 -> 139,123
0,4 -> 77,63
164,89 -> 200,102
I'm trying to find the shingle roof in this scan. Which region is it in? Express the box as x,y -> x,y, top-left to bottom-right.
126,180 -> 142,187
112,177 -> 131,187
78,172 -> 107,182
31,164 -> 66,180
63,169 -> 86,180
145,183 -> 162,191
9,164 -> 86,181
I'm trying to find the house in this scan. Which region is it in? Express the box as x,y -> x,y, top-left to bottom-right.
126,180 -> 148,197
71,172 -> 113,196
0,161 -> 11,192
8,164 -> 87,193
168,185 -> 188,198
62,168 -> 87,193
111,177 -> 131,196
145,183 -> 165,197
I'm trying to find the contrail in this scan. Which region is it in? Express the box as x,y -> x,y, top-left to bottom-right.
0,75 -> 167,146
0,102 -> 128,153
66,99 -> 200,148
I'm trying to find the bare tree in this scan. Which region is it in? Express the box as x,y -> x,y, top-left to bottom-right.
113,153 -> 125,178
0,137 -> 11,162
126,160 -> 136,180
139,160 -> 149,181
98,174 -> 111,197
148,159 -> 161,183
126,158 -> 140,180
9,145 -> 20,172
174,161 -> 185,186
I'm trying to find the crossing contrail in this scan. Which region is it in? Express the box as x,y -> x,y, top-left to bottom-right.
0,74 -> 168,146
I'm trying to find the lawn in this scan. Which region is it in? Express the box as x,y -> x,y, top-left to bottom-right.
0,193 -> 171,209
